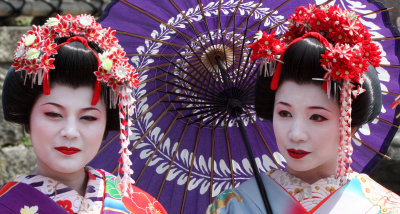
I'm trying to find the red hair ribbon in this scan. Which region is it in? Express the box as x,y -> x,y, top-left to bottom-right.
270,32 -> 331,90
44,36 -> 102,105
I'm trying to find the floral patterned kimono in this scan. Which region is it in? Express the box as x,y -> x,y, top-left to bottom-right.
0,166 -> 167,214
207,170 -> 400,214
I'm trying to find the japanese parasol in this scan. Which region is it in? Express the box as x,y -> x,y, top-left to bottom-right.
89,0 -> 400,213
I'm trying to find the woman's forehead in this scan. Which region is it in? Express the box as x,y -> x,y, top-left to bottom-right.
275,81 -> 339,110
35,84 -> 104,109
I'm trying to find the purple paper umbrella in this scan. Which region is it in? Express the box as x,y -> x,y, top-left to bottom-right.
89,0 -> 400,213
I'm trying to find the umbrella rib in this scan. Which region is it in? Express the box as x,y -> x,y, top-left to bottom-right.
196,0 -> 215,46
261,18 -> 289,33
237,63 -> 258,93
158,64 -> 221,97
117,30 -> 196,51
180,122 -> 203,214
158,77 -> 221,101
200,110 -> 228,128
226,0 -> 289,47
96,132 -> 119,155
134,68 -> 218,126
235,49 -> 256,90
136,61 -> 181,72
219,21 -> 231,73
165,100 -> 220,105
127,53 -> 195,57
161,90 -> 219,103
120,0 -> 203,47
221,0 -> 243,41
380,64 -> 400,68
381,90 -> 400,96
187,57 -> 221,85
189,108 -> 226,125
224,121 -> 236,187
134,64 -> 198,104
161,36 -> 224,92
245,0 -> 291,36
214,111 -> 229,128
224,0 -> 264,46
209,124 -> 216,203
130,104 -> 173,157
372,36 -> 400,41
161,62 -> 221,98
216,0 -> 222,44
319,0 -> 335,6
233,17 -> 251,88
180,107 -> 222,120
132,83 -> 169,108
360,7 -> 393,17
244,109 -> 282,169
169,0 -> 211,47
156,117 -> 192,200
166,63 -> 219,95
352,136 -> 391,160
134,70 -> 214,129
135,105 -> 177,184
243,0 -> 335,44
377,117 -> 399,129
172,105 -> 223,112
137,73 -> 168,86
162,63 -> 221,102
131,91 -> 170,125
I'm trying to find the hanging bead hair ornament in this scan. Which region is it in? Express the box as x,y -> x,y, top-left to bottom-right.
12,14 -> 139,195
249,4 -> 382,182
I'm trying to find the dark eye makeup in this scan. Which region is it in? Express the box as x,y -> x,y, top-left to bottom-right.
310,114 -> 327,121
278,110 -> 292,117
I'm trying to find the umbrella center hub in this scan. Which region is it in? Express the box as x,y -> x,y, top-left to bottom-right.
227,98 -> 243,116
219,87 -> 245,116
201,44 -> 234,71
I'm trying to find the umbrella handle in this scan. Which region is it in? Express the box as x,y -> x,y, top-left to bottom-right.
216,54 -> 273,213
216,55 -> 232,89
236,115 -> 273,214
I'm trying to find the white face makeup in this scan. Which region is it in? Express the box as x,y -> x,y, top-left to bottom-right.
273,81 -> 340,183
29,84 -> 106,177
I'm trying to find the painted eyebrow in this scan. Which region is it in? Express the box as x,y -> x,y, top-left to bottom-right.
308,106 -> 332,113
40,102 -> 102,112
276,101 -> 332,112
276,101 -> 291,107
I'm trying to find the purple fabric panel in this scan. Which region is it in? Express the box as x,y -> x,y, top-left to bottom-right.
0,182 -> 68,214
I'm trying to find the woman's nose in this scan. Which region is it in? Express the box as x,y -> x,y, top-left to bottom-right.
288,119 -> 308,142
60,118 -> 80,139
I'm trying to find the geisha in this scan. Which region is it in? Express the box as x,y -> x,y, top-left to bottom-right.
207,4 -> 400,214
0,14 -> 167,213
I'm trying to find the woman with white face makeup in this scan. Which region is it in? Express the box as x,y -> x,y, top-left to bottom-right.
0,15 -> 167,214
207,4 -> 400,214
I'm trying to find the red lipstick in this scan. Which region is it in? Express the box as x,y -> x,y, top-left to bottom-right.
287,149 -> 310,159
55,147 -> 80,155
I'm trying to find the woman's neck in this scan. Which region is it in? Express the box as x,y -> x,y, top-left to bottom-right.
286,166 -> 337,185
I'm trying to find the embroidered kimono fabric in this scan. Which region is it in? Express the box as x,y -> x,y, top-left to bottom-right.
0,167 -> 167,214
207,171 -> 400,214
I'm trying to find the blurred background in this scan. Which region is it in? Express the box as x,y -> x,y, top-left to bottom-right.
0,0 -> 399,194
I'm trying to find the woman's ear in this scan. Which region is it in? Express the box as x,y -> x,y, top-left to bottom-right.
351,126 -> 359,136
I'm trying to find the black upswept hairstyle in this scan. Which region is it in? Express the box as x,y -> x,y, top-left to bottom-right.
255,37 -> 382,127
2,40 -> 119,137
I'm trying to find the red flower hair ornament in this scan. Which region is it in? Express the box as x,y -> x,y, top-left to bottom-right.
12,14 -> 138,195
249,4 -> 382,181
